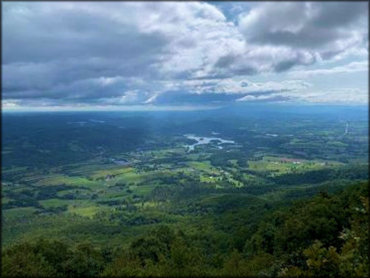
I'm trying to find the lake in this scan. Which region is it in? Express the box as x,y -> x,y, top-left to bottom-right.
184,134 -> 235,151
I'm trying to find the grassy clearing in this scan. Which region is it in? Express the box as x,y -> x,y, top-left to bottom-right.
248,156 -> 332,176
36,175 -> 98,188
65,163 -> 114,176
188,161 -> 220,176
90,167 -> 133,180
139,201 -> 160,209
130,184 -> 154,195
114,170 -> 147,185
3,207 -> 39,220
56,188 -> 91,198
2,197 -> 11,204
68,206 -> 101,218
39,199 -> 73,209
102,191 -> 127,199
200,175 -> 218,183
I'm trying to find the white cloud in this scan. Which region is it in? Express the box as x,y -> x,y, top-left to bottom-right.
289,61 -> 368,78
294,88 -> 368,104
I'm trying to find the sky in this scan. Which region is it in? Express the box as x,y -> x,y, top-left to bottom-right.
2,1 -> 369,111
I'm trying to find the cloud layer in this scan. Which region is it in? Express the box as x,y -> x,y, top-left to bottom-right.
2,2 -> 368,108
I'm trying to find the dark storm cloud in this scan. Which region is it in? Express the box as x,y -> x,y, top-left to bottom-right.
3,4 -> 169,65
239,2 -> 368,52
213,48 -> 317,76
2,2 -> 172,104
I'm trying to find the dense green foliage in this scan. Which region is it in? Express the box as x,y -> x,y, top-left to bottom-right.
3,182 -> 368,277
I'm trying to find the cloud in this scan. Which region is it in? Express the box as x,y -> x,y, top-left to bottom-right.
289,61 -> 368,78
294,88 -> 368,104
236,86 -> 367,105
2,2 -> 368,108
3,2 -> 242,104
145,79 -> 312,105
238,2 -> 368,60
